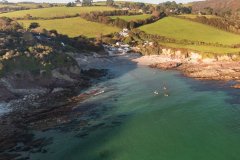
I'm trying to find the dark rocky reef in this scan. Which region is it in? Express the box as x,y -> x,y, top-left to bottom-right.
0,17 -> 109,160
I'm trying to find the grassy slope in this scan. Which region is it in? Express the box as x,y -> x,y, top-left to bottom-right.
19,17 -> 120,38
159,42 -> 240,54
110,14 -> 152,21
0,3 -> 55,11
16,3 -> 54,8
0,6 -> 115,18
139,17 -> 240,46
178,14 -> 219,19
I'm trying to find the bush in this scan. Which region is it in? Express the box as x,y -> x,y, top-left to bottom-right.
29,22 -> 40,29
0,17 -> 22,31
106,0 -> 114,6
66,2 -> 75,7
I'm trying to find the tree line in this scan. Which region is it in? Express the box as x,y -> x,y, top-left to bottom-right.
80,10 -> 166,29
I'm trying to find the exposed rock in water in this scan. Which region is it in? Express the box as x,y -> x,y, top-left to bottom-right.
150,62 -> 182,70
178,62 -> 240,81
232,83 -> 240,89
141,54 -> 240,89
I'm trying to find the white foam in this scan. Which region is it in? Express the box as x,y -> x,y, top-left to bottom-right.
0,103 -> 10,116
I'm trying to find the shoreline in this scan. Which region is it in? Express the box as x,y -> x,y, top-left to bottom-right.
0,51 -> 135,159
0,71 -> 110,159
131,54 -> 240,89
0,45 -> 239,159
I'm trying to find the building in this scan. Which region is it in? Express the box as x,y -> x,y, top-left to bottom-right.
76,0 -> 93,6
75,0 -> 82,6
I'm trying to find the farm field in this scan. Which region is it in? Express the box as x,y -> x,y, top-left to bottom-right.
110,14 -> 152,21
0,3 -> 56,10
159,42 -> 240,54
139,17 -> 240,46
178,14 -> 219,19
16,3 -> 55,8
19,17 -> 120,38
0,6 -> 115,18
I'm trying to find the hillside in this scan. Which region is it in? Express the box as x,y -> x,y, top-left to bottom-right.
0,6 -> 120,38
110,14 -> 152,22
19,17 -> 120,38
139,17 -> 240,54
140,17 -> 240,45
0,2 -> 55,13
0,17 -> 105,102
192,0 -> 240,12
0,6 -> 115,18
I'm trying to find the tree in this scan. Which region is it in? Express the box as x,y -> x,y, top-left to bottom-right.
129,21 -> 136,29
82,0 -> 92,6
66,2 -> 75,7
203,7 -> 213,15
36,5 -> 43,8
1,0 -> 8,4
29,22 -> 40,29
180,7 -> 192,14
24,14 -> 32,20
223,9 -> 232,17
106,0 -> 114,6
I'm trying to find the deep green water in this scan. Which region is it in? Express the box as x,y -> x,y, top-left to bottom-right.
31,64 -> 240,160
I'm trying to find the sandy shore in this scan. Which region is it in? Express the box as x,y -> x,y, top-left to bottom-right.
131,54 -> 181,66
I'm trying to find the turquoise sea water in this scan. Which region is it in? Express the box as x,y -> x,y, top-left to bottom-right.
31,64 -> 240,160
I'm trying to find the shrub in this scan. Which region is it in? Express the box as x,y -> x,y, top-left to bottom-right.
29,22 -> 40,29
0,17 -> 22,31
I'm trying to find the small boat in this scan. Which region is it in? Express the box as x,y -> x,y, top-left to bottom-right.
94,90 -> 105,96
164,93 -> 169,97
154,91 -> 159,95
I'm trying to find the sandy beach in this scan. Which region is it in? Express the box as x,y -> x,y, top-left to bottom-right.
131,54 -> 181,66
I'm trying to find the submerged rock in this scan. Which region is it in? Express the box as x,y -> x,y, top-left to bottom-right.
232,83 -> 240,89
81,69 -> 108,79
150,62 -> 182,70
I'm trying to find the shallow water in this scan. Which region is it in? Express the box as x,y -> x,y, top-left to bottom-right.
31,64 -> 240,160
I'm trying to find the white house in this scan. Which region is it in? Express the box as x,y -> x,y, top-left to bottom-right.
75,0 -> 82,6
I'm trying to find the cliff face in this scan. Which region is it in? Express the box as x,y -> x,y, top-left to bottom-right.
0,18 -> 94,101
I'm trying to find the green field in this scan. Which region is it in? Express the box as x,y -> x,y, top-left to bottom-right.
139,17 -> 240,46
19,17 -> 120,38
178,14 -> 219,19
93,1 -> 107,6
16,3 -> 55,8
110,14 -> 152,21
159,42 -> 240,54
0,3 -> 55,10
0,6 -> 115,18
0,4 -> 18,8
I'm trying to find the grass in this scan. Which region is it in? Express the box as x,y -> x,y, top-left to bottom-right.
159,42 -> 240,54
110,14 -> 152,21
0,3 -> 54,10
93,1 -> 107,6
0,6 -> 115,18
19,17 -> 120,38
139,17 -> 240,46
178,14 -> 220,19
16,3 -> 52,8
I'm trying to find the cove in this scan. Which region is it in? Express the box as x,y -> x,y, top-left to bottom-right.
30,63 -> 240,160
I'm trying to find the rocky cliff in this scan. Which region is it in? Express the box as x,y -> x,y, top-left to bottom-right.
0,17 -> 106,102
